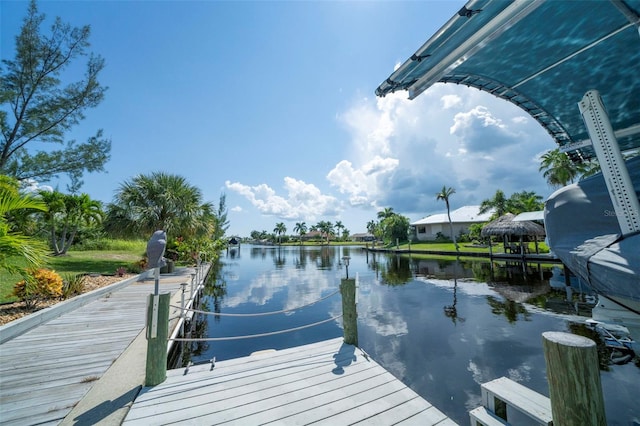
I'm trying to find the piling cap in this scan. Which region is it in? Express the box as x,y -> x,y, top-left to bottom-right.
542,331 -> 596,347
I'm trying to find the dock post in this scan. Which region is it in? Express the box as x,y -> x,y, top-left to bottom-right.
340,278 -> 358,346
542,331 -> 606,425
146,293 -> 170,386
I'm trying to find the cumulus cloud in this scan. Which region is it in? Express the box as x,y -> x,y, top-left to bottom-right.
21,179 -> 53,193
227,83 -> 555,233
441,94 -> 462,109
226,178 -> 341,221
450,105 -> 517,153
333,84 -> 554,216
326,157 -> 399,207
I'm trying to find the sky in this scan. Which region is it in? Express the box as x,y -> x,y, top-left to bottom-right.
1,0 -> 556,238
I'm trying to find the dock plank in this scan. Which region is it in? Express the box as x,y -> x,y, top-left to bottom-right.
124,337 -> 457,426
0,269 -> 196,426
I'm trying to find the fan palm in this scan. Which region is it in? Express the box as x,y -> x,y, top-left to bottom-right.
106,172 -> 213,239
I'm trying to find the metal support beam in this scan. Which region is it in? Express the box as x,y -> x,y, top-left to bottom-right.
578,90 -> 640,235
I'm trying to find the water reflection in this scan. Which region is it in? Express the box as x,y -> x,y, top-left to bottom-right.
443,259 -> 464,325
186,245 -> 638,425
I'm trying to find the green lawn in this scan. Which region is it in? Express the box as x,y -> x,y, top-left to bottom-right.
398,241 -> 550,253
1,244 -> 145,304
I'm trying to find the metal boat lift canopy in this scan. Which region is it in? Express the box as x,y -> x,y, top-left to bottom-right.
375,0 -> 640,162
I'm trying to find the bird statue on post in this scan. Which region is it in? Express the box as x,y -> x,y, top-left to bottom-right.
146,230 -> 167,295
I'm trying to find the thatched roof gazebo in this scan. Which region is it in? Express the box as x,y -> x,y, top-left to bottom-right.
481,213 -> 546,255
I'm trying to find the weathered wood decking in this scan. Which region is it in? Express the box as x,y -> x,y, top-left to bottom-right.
124,337 -> 457,426
0,269 -> 198,426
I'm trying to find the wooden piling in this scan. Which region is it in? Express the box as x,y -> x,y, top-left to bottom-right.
146,293 -> 170,386
542,331 -> 606,425
340,278 -> 358,346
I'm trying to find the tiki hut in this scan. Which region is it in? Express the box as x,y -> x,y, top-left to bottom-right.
481,213 -> 546,255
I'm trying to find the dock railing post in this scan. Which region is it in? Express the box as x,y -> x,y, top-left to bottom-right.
190,273 -> 195,299
542,331 -> 606,425
180,282 -> 187,318
340,278 -> 358,346
146,292 -> 170,386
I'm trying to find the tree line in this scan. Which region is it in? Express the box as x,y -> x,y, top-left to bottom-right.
0,3 -> 231,293
249,220 -> 351,245
4,2 -> 638,274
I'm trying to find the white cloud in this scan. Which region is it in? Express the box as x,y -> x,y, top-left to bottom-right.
333,84 -> 555,216
225,178 -> 341,221
326,156 -> 399,207
231,206 -> 243,212
441,94 -> 462,109
227,83 -> 556,235
21,179 -> 53,193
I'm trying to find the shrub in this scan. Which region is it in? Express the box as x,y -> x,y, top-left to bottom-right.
435,232 -> 451,242
62,273 -> 86,298
128,257 -> 148,274
13,268 -> 64,309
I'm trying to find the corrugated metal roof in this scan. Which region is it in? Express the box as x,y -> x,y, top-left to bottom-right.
512,210 -> 545,222
376,0 -> 640,161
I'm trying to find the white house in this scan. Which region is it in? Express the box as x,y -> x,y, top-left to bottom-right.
411,205 -> 494,241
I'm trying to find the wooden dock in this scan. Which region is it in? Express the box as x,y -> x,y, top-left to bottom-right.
0,268 -> 201,425
124,337 -> 458,425
366,247 -> 562,264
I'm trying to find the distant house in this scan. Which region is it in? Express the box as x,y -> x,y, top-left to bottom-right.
411,205 -> 494,241
301,230 -> 324,241
350,233 -> 375,242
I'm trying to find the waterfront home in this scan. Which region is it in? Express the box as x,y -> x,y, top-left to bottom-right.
412,205 -> 493,241
350,232 -> 375,242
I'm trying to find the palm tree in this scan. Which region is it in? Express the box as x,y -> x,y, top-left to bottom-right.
105,172 -> 213,239
334,221 -> 344,242
539,148 -> 587,188
479,189 -> 509,218
0,184 -> 49,275
507,190 -> 544,214
61,193 -> 103,255
293,221 -> 307,245
377,207 -> 395,220
436,185 -> 459,252
274,222 -> 286,245
366,220 -> 377,235
39,191 -> 104,255
381,213 -> 410,245
316,221 -> 334,244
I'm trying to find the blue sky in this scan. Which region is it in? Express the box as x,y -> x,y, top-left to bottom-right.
1,0 -> 555,238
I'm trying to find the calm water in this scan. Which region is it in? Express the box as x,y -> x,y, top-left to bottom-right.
185,245 -> 639,425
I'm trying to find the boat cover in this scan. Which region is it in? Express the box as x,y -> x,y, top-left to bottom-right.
544,156 -> 640,303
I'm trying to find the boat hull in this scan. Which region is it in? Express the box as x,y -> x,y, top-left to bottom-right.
544,156 -> 640,306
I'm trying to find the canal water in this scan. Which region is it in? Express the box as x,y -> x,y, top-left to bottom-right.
186,244 -> 639,425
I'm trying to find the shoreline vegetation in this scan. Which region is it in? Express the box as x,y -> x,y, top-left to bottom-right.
1,239 -> 556,321
241,240 -> 559,265
259,240 -> 551,254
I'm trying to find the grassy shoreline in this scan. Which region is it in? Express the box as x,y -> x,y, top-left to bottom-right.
2,240 -> 552,304
1,240 -> 146,304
